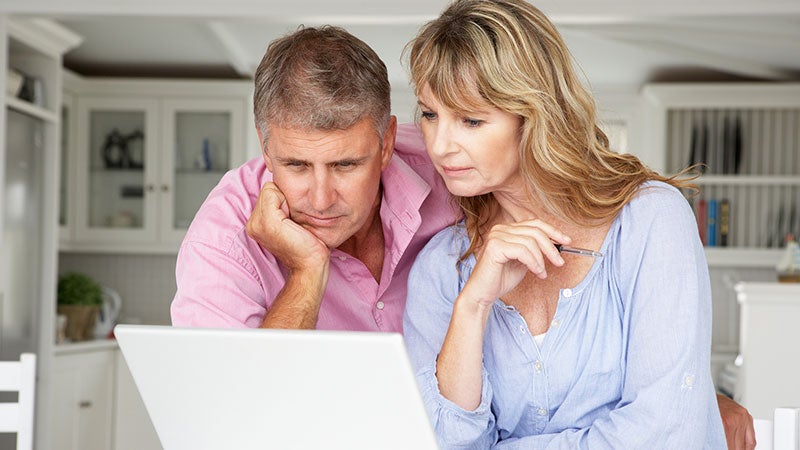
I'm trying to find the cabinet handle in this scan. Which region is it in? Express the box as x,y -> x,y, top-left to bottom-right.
160,184 -> 169,192
146,184 -> 156,193
79,400 -> 92,409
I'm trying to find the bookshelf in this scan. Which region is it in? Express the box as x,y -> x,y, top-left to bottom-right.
641,83 -> 800,268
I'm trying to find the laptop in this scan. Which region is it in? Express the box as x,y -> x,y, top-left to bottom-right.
114,324 -> 439,450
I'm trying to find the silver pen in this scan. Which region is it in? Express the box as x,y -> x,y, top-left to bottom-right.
554,243 -> 603,258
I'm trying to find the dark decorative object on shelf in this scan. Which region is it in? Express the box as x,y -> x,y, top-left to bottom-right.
17,75 -> 44,106
101,128 -> 145,169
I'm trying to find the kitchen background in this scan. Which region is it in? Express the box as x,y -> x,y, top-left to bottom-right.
2,1 -> 800,449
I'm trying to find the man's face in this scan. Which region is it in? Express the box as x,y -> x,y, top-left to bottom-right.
262,117 -> 396,249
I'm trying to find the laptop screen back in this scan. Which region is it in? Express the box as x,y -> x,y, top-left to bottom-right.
115,324 -> 439,450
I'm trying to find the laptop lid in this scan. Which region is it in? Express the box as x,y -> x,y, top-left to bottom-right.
114,324 -> 439,450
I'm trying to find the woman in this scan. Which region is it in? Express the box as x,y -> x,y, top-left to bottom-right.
402,0 -> 727,448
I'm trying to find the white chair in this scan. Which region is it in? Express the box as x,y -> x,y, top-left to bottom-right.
0,353 -> 36,450
753,408 -> 800,450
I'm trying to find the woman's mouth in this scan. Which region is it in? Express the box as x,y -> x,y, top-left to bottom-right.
441,165 -> 472,177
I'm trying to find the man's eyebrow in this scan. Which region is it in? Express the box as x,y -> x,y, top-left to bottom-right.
333,156 -> 370,165
273,155 -> 370,165
274,156 -> 308,164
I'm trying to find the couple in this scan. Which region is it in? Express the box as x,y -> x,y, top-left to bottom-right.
171,0 -> 752,448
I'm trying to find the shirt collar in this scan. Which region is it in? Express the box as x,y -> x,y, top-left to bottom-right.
380,153 -> 432,224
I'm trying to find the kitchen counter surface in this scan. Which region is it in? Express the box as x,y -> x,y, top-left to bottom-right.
54,338 -> 118,355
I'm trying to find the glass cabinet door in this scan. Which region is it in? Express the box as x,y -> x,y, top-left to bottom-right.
74,97 -> 159,243
161,99 -> 243,244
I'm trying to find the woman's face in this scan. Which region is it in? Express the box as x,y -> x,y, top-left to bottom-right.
417,84 -> 525,198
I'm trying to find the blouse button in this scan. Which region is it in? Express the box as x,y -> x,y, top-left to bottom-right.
376,301 -> 385,310
562,288 -> 573,298
537,407 -> 548,416
534,360 -> 543,373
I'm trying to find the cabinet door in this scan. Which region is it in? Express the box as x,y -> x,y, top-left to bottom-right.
52,350 -> 115,450
74,97 -> 160,244
60,91 -> 75,243
159,98 -> 244,245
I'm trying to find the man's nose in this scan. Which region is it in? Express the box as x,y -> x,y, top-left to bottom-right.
309,171 -> 336,212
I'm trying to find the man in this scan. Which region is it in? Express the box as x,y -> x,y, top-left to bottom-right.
170,25 -> 754,449
170,26 -> 455,331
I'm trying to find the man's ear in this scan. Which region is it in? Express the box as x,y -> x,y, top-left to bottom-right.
380,116 -> 398,170
256,127 -> 274,172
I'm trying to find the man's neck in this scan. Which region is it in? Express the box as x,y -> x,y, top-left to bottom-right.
337,198 -> 385,282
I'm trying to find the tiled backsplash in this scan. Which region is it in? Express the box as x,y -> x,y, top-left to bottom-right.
58,253 -> 177,325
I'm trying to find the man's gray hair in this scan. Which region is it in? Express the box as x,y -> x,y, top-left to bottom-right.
253,26 -> 391,146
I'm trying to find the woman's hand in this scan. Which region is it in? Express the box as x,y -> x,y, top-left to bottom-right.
460,219 -> 571,307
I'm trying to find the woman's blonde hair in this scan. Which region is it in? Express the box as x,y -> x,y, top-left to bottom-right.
406,0 -> 696,255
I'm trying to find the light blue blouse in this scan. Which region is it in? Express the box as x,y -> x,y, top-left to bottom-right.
403,182 -> 726,449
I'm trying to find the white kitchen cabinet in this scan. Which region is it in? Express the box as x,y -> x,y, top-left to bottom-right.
61,77 -> 252,253
641,83 -> 800,268
735,282 -> 800,420
51,347 -> 116,450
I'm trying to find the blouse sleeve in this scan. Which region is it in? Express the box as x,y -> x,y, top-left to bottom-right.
403,227 -> 499,449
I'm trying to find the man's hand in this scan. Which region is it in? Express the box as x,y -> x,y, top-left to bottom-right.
247,182 -> 331,329
717,393 -> 756,450
247,182 -> 330,271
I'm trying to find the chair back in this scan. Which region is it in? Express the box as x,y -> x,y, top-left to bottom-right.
0,354 -> 36,450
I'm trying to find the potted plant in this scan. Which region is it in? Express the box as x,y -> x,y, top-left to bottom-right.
57,272 -> 103,342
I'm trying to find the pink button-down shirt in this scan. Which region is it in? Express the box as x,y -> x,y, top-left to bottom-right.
170,123 -> 457,332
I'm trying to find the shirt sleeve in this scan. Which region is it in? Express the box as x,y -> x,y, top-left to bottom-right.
492,185 -> 724,448
170,236 -> 277,329
403,227 -> 499,449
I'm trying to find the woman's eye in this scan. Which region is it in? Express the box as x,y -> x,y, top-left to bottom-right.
464,118 -> 483,127
421,111 -> 437,121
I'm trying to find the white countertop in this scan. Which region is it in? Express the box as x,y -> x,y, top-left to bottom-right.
54,338 -> 119,355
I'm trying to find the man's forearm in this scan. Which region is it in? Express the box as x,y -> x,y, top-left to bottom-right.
259,264 -> 329,329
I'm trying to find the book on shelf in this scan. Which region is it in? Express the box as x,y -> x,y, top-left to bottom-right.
718,199 -> 730,247
688,121 -> 709,173
700,198 -> 731,248
687,114 -> 743,175
721,116 -> 743,175
696,199 -> 707,245
707,199 -> 717,247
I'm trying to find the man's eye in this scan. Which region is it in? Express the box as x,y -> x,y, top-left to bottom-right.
335,161 -> 357,170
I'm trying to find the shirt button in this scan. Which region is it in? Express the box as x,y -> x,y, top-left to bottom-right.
376,301 -> 385,310
551,319 -> 560,328
537,407 -> 548,416
684,375 -> 694,387
519,325 -> 526,334
534,360 -> 543,373
562,288 -> 573,298
337,255 -> 347,261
